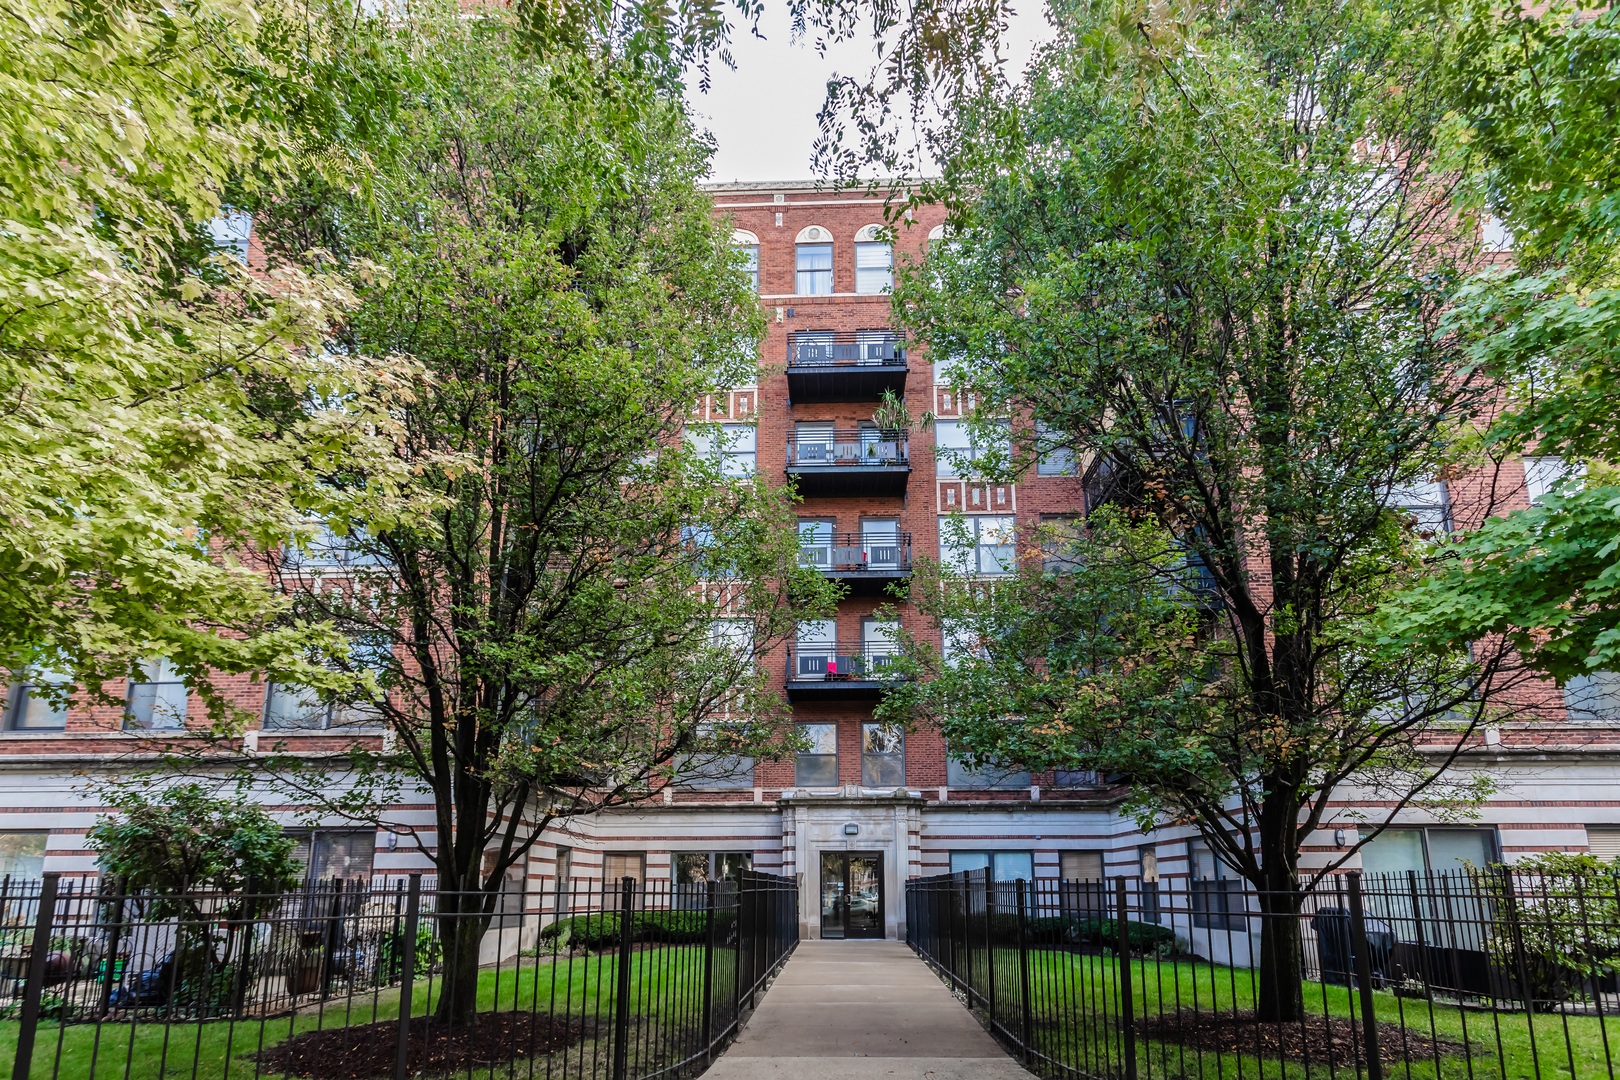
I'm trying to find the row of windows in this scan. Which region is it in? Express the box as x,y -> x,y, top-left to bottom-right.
3,645 -> 393,733
687,421 -> 1079,478
734,224 -> 898,296
0,828 -> 375,884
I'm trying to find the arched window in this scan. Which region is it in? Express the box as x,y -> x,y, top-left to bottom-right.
795,225 -> 834,295
854,223 -> 892,294
732,229 -> 760,292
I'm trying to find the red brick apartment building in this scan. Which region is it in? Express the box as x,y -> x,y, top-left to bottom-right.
2,184 -> 1619,942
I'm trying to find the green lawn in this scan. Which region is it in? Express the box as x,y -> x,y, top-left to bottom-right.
0,946 -> 734,1080
961,948 -> 1620,1080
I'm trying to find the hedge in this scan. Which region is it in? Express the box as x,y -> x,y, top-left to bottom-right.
539,909 -> 733,950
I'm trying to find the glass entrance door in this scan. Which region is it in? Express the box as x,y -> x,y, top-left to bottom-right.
818,851 -> 885,939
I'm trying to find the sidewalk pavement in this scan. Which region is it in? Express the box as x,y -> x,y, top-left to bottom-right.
702,938 -> 1038,1080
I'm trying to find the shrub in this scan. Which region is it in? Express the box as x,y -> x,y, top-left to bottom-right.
539,913 -> 624,950
1072,916 -> 1177,956
635,910 -> 708,943
379,923 -> 441,978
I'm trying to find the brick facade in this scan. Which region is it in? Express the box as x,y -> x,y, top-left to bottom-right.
2,181 -> 1617,943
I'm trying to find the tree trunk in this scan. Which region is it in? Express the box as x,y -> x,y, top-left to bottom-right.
1254,880 -> 1306,1023
1254,786 -> 1307,1023
433,894 -> 492,1025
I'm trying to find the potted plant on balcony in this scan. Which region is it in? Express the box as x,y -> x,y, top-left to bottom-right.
869,390 -> 931,462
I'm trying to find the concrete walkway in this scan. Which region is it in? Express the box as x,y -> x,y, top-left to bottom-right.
704,939 -> 1037,1080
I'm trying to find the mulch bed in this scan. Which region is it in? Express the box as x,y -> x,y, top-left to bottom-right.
1137,1010 -> 1467,1065
259,1011 -> 590,1079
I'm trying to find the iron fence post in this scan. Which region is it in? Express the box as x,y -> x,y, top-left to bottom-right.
701,879 -> 717,1059
97,875 -> 128,1019
231,876 -> 260,1016
393,873 -> 422,1080
1346,871 -> 1385,1080
612,876 -> 636,1080
1114,876 -> 1137,1080
1016,878 -> 1034,1064
1495,863 -> 1539,1013
984,872 -> 998,1025
12,871 -> 60,1080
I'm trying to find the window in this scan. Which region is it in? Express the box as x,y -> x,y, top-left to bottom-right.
205,209 -> 253,264
1053,768 -> 1101,787
263,633 -> 392,731
289,830 -> 376,884
854,230 -> 893,294
941,620 -> 987,668
1524,455 -> 1582,504
1587,827 -> 1620,862
795,243 -> 833,295
284,520 -> 386,571
4,667 -> 70,731
950,851 -> 1034,881
742,245 -> 760,290
1036,423 -> 1078,476
1140,846 -> 1161,923
1189,839 -> 1246,931
1058,850 -> 1106,915
856,330 -> 899,364
1481,214 -> 1513,253
862,723 -> 904,787
862,617 -> 900,673
125,658 -> 188,731
798,519 -> 834,569
674,851 -> 752,885
796,723 -> 838,787
1360,826 -> 1497,876
1388,479 -> 1450,535
1059,851 -> 1104,881
555,846 -> 573,884
934,420 -> 1008,479
681,524 -> 735,578
603,852 -> 645,886
1565,672 -> 1620,722
0,833 -> 47,878
939,515 -> 1016,576
687,424 -> 756,477
1040,515 -> 1083,574
946,750 -> 1030,789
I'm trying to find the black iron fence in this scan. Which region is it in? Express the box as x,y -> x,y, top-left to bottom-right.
906,868 -> 1620,1080
3,868 -> 797,1080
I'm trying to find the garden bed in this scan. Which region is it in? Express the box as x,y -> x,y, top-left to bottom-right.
1138,1010 -> 1466,1066
258,1010 -> 590,1078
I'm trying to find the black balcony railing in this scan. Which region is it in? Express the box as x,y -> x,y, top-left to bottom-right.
785,430 -> 911,497
786,643 -> 907,699
786,331 -> 907,403
799,531 -> 913,589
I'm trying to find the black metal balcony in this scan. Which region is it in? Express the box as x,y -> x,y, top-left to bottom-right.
786,643 -> 908,701
785,430 -> 910,497
786,331 -> 907,403
800,532 -> 913,596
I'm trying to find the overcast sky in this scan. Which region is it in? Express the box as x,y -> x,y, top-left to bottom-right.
686,4 -> 1055,183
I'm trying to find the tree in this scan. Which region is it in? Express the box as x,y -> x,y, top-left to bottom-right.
0,0 -> 413,709
1384,4 -> 1620,690
884,0 -> 1532,1021
247,10 -> 835,1024
88,782 -> 302,1010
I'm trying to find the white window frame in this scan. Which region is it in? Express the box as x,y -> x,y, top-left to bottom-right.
854,240 -> 893,295
939,514 -> 1016,576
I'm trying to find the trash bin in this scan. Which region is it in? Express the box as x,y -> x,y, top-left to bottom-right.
1313,907 -> 1396,988
1313,907 -> 1354,985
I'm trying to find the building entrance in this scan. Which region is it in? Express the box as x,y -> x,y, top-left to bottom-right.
819,851 -> 884,938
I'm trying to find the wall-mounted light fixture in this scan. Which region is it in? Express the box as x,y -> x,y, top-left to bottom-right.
1334,829 -> 1347,848
843,823 -> 859,836
386,831 -> 399,850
